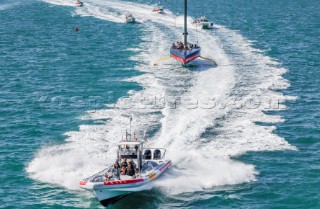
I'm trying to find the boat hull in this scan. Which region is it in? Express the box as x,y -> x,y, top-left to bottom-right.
170,47 -> 201,64
75,2 -> 83,7
93,179 -> 152,206
152,8 -> 164,14
100,194 -> 129,207
202,22 -> 211,29
193,22 -> 212,29
126,17 -> 136,23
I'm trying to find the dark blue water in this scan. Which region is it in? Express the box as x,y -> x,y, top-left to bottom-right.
0,0 -> 319,208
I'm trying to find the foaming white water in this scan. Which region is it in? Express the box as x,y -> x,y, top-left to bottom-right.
42,0 -> 76,7
28,0 -> 296,196
0,4 -> 11,11
155,158 -> 257,194
0,1 -> 20,10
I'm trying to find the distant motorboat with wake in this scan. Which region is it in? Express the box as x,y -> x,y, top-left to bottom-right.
193,16 -> 213,29
79,123 -> 171,206
75,0 -> 83,7
154,0 -> 217,66
125,13 -> 136,23
152,6 -> 164,14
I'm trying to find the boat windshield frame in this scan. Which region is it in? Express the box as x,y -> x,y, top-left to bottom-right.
117,140 -> 144,170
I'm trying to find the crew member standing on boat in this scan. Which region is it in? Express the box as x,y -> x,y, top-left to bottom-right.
111,162 -> 121,179
124,145 -> 131,154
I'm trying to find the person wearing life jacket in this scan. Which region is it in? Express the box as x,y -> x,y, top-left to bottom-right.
111,162 -> 121,179
120,165 -> 127,175
125,162 -> 135,176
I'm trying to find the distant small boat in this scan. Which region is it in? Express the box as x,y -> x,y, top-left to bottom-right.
75,0 -> 83,7
153,0 -> 217,66
170,0 -> 201,64
193,16 -> 213,29
170,42 -> 201,64
125,13 -> 136,23
152,6 -> 164,14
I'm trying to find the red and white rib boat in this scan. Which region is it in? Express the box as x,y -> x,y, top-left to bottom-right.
152,6 -> 164,14
80,139 -> 171,206
74,0 -> 83,7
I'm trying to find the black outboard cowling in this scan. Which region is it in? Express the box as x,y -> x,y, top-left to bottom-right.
143,150 -> 152,159
154,149 -> 161,159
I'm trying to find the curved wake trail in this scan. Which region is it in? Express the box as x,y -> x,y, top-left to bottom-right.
28,0 -> 296,198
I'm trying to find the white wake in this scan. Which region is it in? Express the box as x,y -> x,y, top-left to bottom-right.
28,0 -> 296,198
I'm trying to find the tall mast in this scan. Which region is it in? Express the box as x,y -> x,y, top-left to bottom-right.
184,0 -> 188,45
129,115 -> 132,140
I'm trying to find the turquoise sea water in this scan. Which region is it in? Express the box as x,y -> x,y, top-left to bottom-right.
0,0 -> 319,208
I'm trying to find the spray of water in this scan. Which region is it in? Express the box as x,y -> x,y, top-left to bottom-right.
27,0 -> 296,196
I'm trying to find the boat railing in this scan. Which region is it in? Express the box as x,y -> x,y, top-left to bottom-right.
84,165 -> 113,182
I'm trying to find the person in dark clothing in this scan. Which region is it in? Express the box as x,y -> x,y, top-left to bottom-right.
125,162 -> 135,176
121,158 -> 128,168
111,162 -> 121,179
129,159 -> 136,170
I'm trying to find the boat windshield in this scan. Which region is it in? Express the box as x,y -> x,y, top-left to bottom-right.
119,144 -> 138,159
86,166 -> 113,182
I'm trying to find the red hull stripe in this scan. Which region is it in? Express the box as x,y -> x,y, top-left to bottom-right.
104,178 -> 144,185
80,181 -> 87,185
80,163 -> 171,186
160,161 -> 172,172
171,54 -> 199,64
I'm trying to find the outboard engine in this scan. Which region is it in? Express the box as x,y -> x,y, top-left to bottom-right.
143,150 -> 152,159
153,149 -> 161,160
